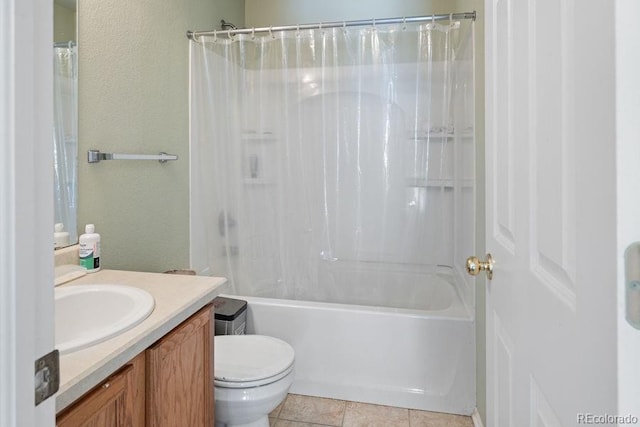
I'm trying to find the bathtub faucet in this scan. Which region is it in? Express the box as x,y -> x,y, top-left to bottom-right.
218,211 -> 236,237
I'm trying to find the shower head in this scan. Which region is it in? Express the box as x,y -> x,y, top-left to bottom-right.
221,19 -> 237,30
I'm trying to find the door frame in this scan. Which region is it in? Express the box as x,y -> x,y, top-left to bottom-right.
615,0 -> 640,416
0,0 -> 55,425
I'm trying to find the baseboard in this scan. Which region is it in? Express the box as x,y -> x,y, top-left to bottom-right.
472,409 -> 484,427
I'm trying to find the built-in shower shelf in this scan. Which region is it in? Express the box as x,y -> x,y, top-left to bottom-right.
405,178 -> 473,188
406,131 -> 474,141
243,178 -> 275,185
241,132 -> 277,142
408,133 -> 454,141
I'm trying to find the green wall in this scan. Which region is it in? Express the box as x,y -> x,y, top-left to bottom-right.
78,0 -> 244,273
245,0 -> 452,27
458,1 -> 486,423
54,3 -> 76,43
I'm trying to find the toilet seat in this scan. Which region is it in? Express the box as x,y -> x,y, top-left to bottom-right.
214,335 -> 295,388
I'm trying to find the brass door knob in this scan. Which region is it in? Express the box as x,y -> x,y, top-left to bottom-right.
466,253 -> 494,280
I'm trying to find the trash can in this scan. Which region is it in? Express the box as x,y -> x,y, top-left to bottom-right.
213,296 -> 247,335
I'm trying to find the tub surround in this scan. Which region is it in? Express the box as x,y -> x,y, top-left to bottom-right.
55,269 -> 228,413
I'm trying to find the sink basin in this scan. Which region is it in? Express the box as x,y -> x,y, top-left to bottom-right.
55,284 -> 155,354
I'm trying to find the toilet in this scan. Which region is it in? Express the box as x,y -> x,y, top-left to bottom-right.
214,334 -> 295,427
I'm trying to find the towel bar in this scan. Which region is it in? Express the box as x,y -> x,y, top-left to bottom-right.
87,150 -> 178,164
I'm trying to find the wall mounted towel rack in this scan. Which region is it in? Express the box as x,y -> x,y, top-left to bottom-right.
87,149 -> 178,164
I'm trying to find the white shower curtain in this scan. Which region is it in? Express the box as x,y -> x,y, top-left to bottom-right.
190,20 -> 474,303
53,43 -> 78,244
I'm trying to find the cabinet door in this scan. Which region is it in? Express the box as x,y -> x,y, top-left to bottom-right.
146,305 -> 214,427
57,353 -> 145,427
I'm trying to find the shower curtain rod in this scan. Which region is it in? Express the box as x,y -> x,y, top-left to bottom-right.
186,11 -> 476,41
54,41 -> 76,48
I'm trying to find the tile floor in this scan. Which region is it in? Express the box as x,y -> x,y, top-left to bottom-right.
269,394 -> 474,427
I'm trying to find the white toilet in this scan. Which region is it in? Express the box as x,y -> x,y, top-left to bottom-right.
214,334 -> 295,427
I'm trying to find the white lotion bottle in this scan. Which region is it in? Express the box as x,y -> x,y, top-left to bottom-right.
79,224 -> 101,272
54,222 -> 70,249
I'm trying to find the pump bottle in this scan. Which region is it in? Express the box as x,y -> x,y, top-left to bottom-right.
54,223 -> 70,249
79,224 -> 101,272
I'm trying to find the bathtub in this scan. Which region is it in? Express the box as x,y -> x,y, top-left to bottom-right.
221,263 -> 475,415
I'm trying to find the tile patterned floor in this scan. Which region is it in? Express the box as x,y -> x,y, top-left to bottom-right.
269,394 -> 474,427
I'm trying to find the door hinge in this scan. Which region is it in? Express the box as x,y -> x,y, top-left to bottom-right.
625,243 -> 640,330
35,349 -> 60,405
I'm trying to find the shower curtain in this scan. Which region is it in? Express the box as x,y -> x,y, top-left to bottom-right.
53,43 -> 78,244
190,19 -> 474,302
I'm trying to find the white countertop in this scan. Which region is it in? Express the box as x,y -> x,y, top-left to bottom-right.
55,269 -> 228,413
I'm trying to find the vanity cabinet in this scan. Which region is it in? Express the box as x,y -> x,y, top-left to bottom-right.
146,305 -> 214,427
56,353 -> 145,427
56,304 -> 214,427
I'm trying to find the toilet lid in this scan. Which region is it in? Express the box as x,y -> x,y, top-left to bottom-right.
215,335 -> 295,384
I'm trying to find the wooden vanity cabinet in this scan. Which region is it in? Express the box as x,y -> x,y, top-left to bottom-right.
56,352 -> 145,427
56,304 -> 214,427
146,305 -> 214,427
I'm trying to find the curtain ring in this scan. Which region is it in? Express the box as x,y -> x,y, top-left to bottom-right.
296,24 -> 300,37
449,13 -> 454,25
251,27 -> 255,40
372,17 -> 376,30
402,16 -> 407,31
269,26 -> 274,39
213,29 -> 218,42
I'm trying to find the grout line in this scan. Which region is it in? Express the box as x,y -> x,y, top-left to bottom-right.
275,393 -> 475,427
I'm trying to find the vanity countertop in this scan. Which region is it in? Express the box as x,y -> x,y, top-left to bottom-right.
55,269 -> 228,413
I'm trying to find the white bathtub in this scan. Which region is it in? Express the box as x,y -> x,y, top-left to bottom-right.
221,265 -> 475,415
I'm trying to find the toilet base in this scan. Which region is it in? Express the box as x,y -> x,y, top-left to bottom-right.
214,368 -> 294,427
215,415 -> 269,427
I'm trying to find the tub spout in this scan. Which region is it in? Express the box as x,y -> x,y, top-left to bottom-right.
218,211 -> 236,237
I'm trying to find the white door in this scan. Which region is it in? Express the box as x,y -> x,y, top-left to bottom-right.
616,0 -> 640,418
484,1 -> 618,425
0,0 -> 56,425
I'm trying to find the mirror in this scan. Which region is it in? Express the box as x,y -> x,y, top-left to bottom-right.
53,0 -> 78,248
